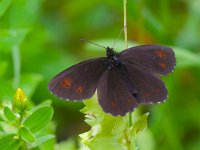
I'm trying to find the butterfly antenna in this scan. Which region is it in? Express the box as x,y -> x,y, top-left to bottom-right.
112,25 -> 127,49
80,39 -> 107,49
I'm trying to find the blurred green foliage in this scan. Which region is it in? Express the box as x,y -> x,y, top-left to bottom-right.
1,0 -> 200,150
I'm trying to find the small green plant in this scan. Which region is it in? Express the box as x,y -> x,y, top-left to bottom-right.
0,88 -> 54,150
79,97 -> 149,150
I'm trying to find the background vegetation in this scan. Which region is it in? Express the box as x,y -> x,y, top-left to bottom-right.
0,0 -> 200,149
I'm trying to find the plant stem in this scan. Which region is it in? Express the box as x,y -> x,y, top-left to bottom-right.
123,0 -> 132,127
129,111 -> 132,127
12,45 -> 21,89
123,0 -> 128,49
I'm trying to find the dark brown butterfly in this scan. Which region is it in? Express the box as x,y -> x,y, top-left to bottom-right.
48,44 -> 176,116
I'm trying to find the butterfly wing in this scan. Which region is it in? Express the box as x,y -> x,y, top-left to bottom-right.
48,58 -> 107,100
97,68 -> 138,116
122,60 -> 168,104
119,44 -> 176,76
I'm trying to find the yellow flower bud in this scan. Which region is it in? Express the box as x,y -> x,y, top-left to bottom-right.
14,88 -> 28,113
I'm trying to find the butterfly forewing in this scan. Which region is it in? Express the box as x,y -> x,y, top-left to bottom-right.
97,69 -> 138,116
48,58 -> 107,100
119,44 -> 176,76
124,62 -> 168,104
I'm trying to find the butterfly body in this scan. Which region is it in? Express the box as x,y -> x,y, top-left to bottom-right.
106,47 -> 139,97
49,44 -> 176,116
105,47 -> 122,69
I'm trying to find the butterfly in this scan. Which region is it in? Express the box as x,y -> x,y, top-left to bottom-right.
48,44 -> 176,116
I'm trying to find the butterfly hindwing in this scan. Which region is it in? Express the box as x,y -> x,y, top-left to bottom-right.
124,62 -> 168,104
119,44 -> 176,76
48,58 -> 107,100
97,68 -> 138,116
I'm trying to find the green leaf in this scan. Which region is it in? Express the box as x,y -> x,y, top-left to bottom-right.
0,134 -> 17,150
4,106 -> 16,122
131,113 -> 149,136
30,134 -> 55,148
30,100 -> 52,112
38,139 -> 55,150
80,96 -> 104,126
0,0 -> 12,17
23,106 -> 54,133
136,130 -> 155,150
18,126 -> 35,143
9,139 -> 21,150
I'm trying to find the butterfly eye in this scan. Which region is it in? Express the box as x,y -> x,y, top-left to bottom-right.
61,79 -> 71,88
76,86 -> 83,93
155,51 -> 166,58
159,63 -> 166,68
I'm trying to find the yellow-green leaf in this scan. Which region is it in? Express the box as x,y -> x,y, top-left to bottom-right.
131,113 -> 149,136
0,134 -> 18,150
4,107 -> 16,122
23,106 -> 54,133
18,127 -> 35,143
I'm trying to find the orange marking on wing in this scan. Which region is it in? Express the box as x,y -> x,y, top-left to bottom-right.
155,51 -> 166,58
145,93 -> 151,97
156,88 -> 160,93
61,79 -> 71,88
159,63 -> 166,68
76,86 -> 83,93
111,100 -> 117,107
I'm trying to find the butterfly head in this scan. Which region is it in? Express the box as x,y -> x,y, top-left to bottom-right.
106,47 -> 116,58
106,47 -> 122,69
